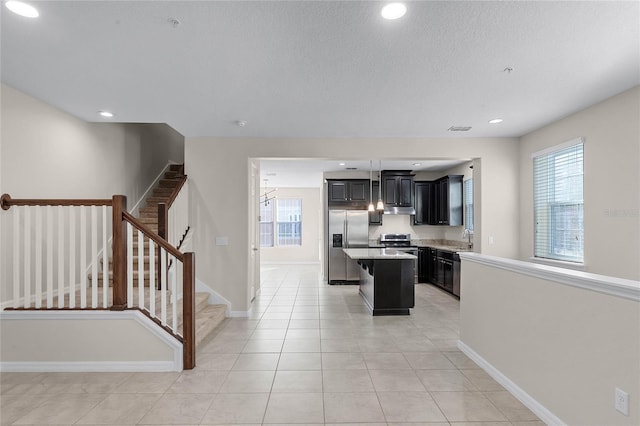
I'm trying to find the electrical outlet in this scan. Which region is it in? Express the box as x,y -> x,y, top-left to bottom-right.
615,387 -> 629,416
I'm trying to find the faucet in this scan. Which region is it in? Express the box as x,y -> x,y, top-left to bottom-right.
463,229 -> 474,249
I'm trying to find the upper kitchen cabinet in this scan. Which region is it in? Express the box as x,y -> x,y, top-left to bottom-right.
413,181 -> 436,225
327,179 -> 370,208
435,175 -> 463,226
382,171 -> 414,211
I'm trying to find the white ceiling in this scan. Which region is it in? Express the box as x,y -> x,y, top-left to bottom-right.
2,1 -> 638,140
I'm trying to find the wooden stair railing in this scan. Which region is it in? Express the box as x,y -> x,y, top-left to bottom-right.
157,164 -> 189,249
0,193 -> 196,370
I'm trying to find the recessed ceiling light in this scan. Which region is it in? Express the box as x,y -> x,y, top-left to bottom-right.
412,163 -> 421,166
488,118 -> 503,124
99,111 -> 114,118
236,120 -> 247,127
339,162 -> 346,166
5,0 -> 39,18
381,3 -> 406,20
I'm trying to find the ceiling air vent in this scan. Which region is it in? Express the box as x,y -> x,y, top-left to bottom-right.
346,167 -> 358,170
448,126 -> 472,132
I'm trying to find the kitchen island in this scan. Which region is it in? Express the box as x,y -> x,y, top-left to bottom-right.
343,248 -> 416,316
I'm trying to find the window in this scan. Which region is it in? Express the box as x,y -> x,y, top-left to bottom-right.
464,178 -> 473,231
260,198 -> 302,247
533,139 -> 584,263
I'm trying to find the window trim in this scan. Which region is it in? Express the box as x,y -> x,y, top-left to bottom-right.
532,137 -> 584,264
260,197 -> 303,248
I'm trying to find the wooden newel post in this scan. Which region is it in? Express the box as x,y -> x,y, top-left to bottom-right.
183,252 -> 196,370
111,195 -> 128,310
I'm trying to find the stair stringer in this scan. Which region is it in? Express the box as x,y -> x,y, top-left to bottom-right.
0,310 -> 183,372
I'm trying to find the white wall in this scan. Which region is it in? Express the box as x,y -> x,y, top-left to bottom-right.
185,138 -> 520,312
459,254 -> 640,425
519,86 -> 640,280
0,311 -> 181,371
260,187 -> 322,263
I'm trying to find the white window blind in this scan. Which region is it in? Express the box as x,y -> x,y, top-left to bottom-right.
533,140 -> 584,263
259,200 -> 274,247
276,199 -> 302,246
464,178 -> 473,231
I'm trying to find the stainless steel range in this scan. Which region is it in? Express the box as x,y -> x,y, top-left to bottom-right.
379,234 -> 418,283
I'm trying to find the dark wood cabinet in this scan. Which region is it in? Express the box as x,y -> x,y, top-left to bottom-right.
423,247 -> 459,297
414,181 -> 436,225
434,175 -> 463,226
327,179 -> 370,207
382,171 -> 414,209
418,247 -> 428,282
369,181 -> 383,225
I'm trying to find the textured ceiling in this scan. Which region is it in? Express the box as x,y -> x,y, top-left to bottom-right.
2,1 -> 638,139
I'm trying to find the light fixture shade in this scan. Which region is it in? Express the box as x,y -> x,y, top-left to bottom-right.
368,203 -> 375,212
376,200 -> 384,210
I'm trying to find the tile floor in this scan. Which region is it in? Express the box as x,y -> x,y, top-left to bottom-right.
1,264 -> 543,425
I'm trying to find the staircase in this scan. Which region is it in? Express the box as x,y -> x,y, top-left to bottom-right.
96,164 -> 227,347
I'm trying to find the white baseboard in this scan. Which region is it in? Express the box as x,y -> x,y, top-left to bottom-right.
457,340 -> 566,426
261,261 -> 320,265
130,162 -> 178,216
0,361 -> 177,372
195,278 -> 231,315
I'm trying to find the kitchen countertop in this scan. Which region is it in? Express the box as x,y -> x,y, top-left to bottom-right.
343,248 -> 417,260
416,243 -> 473,252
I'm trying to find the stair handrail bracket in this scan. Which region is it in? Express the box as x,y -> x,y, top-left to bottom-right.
1,192 -> 196,370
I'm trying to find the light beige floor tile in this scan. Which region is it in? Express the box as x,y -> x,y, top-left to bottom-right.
321,338 -> 361,352
241,339 -> 283,353
404,351 -> 457,369
444,351 -> 480,368
281,339 -> 321,352
368,369 -> 426,392
38,372 -> 131,385
199,339 -> 248,354
219,371 -> 275,393
286,328 -> 320,339
394,337 -> 440,352
260,312 -> 291,320
0,372 -> 45,385
13,393 -> 106,425
323,392 -> 385,423
232,353 -> 280,370
277,352 -> 322,370
377,391 -> 447,422
254,320 -> 290,329
484,390 -> 539,421
322,369 -> 374,392
363,352 -> 411,369
167,370 -> 228,394
272,370 -> 323,392
249,329 -> 287,340
415,369 -> 478,391
460,369 -> 505,391
263,392 -> 324,423
114,372 -> 180,394
387,423 -> 449,426
357,338 -> 400,352
138,393 -> 214,424
320,328 -> 358,339
196,353 -> 239,371
0,395 -> 53,426
76,393 -> 160,424
200,393 -> 269,424
321,352 -> 366,370
431,391 -> 509,422
290,312 -> 320,320
288,319 -> 320,329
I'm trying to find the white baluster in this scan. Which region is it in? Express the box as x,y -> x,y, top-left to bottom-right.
149,240 -> 156,318
80,206 -> 87,308
34,207 -> 42,308
138,230 -> 144,310
102,206 -> 108,308
69,207 -> 76,309
171,255 -> 177,332
127,222 -> 133,307
23,207 -> 31,308
57,207 -> 64,308
161,247 -> 167,326
46,206 -> 53,308
13,208 -> 21,308
91,206 -> 98,308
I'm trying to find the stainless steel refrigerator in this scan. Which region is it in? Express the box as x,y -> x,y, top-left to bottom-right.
328,210 -> 369,284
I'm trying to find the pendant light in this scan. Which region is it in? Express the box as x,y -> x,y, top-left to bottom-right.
368,160 -> 375,211
376,160 -> 384,211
